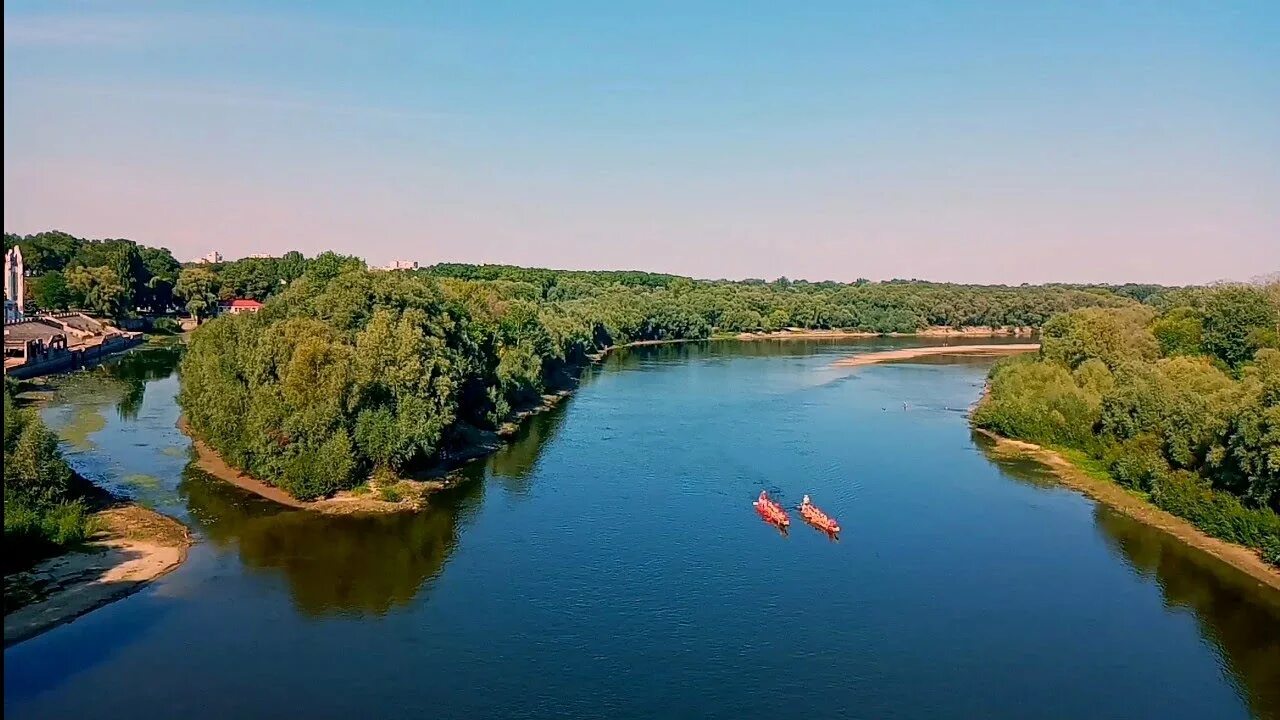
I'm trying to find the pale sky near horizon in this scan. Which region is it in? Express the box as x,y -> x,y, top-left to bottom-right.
4,2 -> 1278,284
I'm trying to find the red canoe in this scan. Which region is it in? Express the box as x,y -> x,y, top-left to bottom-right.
753,491 -> 790,527
800,495 -> 841,534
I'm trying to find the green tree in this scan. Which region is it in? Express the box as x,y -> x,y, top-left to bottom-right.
65,265 -> 131,317
30,271 -> 72,311
1202,286 -> 1279,370
1041,306 -> 1158,369
1150,306 -> 1204,357
4,386 -> 91,569
139,246 -> 181,311
976,297 -> 1280,564
176,267 -> 220,322
5,231 -> 83,274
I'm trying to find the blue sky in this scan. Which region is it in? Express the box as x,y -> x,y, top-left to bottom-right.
4,1 -> 1278,283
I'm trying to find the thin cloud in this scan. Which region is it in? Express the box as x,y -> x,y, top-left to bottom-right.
3,8 -> 399,50
3,14 -> 158,48
16,80 -> 451,123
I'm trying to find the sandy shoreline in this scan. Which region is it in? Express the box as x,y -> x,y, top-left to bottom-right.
4,505 -> 192,647
832,343 -> 1041,367
177,417 -> 434,514
734,326 -> 1035,341
975,429 -> 1280,593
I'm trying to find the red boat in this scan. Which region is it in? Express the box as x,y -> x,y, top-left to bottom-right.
800,495 -> 841,534
753,491 -> 790,527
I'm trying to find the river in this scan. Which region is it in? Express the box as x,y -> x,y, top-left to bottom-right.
5,339 -> 1279,720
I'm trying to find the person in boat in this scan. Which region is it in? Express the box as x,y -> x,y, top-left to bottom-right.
802,494 -> 812,508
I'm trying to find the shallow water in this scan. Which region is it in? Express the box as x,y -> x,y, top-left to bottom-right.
6,339 -> 1279,720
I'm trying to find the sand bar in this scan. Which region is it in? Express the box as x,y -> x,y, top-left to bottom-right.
4,505 -> 191,647
833,343 -> 1041,367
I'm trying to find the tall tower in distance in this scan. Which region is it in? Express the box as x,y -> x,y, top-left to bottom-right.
5,245 -> 25,322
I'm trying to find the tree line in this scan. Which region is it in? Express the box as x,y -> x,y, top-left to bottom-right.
179,259 -> 1147,500
3,230 -> 313,320
5,231 -> 183,317
10,230 -> 1163,332
419,263 -> 1145,333
973,283 -> 1280,566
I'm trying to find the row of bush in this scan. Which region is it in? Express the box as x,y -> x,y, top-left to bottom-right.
973,283 -> 1280,566
3,381 -> 94,571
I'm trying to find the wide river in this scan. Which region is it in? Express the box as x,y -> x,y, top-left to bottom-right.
5,339 -> 1279,719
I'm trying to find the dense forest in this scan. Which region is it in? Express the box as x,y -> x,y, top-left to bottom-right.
419,263 -> 1150,333
178,259 -> 1145,500
973,284 -> 1280,566
3,379 -> 93,571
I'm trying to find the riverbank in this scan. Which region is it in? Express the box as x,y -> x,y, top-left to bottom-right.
975,429 -> 1280,593
832,343 -> 1041,367
4,503 -> 191,647
177,417 -> 435,514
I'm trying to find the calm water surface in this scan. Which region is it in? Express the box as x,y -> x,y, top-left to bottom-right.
6,339 -> 1280,720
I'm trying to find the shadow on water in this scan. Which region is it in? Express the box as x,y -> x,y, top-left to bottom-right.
488,400 -> 571,494
179,465 -> 475,617
1095,508 -> 1280,720
2,589 -> 178,703
173,390 -> 570,618
975,431 -> 1280,720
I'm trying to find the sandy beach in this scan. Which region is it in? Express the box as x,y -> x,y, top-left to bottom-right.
832,343 -> 1041,367
178,417 -> 434,514
4,505 -> 191,647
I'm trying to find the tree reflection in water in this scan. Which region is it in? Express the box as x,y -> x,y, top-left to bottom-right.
97,343 -> 184,421
489,402 -> 571,496
178,464 -> 477,617
1095,508 -> 1280,720
976,431 -> 1280,720
175,384 -> 569,617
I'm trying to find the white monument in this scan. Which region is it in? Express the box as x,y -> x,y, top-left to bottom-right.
4,245 -> 24,323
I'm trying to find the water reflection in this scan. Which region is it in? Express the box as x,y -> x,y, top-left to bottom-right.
976,431 -> 1280,720
99,343 -> 184,421
174,385 -> 569,617
179,466 -> 476,616
489,402 -> 571,493
1095,508 -> 1280,720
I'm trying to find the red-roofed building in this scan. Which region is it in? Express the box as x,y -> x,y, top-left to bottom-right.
219,298 -> 264,315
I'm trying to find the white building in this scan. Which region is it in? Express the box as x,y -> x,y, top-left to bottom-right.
198,250 -> 223,264
383,260 -> 419,271
5,246 -> 25,323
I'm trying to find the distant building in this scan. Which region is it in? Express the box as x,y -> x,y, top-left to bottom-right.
383,260 -> 419,271
4,319 -> 67,368
198,250 -> 223,264
5,312 -> 141,377
4,245 -> 24,323
219,298 -> 264,315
